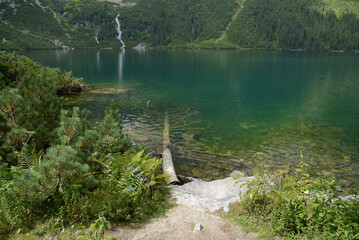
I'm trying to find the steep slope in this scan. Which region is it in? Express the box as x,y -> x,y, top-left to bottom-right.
0,19 -> 60,50
1,0 -> 359,50
0,0 -> 63,49
0,0 -> 122,49
227,0 -> 359,50
119,0 -> 237,47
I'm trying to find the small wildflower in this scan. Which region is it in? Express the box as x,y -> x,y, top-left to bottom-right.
40,190 -> 44,193
330,189 -> 333,193
140,171 -> 144,175
307,200 -> 310,203
24,174 -> 29,178
122,166 -> 125,171
102,217 -> 106,221
128,186 -> 134,192
61,228 -> 66,233
144,177 -> 147,181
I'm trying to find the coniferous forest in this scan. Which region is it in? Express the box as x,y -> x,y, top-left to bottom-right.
1,0 -> 359,50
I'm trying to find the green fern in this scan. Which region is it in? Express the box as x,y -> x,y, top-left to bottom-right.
17,144 -> 32,169
30,148 -> 43,170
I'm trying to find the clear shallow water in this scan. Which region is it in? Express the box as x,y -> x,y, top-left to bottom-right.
22,49 -> 359,187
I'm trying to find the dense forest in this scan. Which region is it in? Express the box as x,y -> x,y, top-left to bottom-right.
1,0 -> 359,50
227,0 -> 359,50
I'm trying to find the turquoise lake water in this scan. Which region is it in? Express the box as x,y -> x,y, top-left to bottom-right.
22,49 -> 359,188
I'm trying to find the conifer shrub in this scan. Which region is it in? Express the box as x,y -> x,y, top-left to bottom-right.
0,51 -> 84,165
0,53 -> 169,238
0,70 -> 65,164
0,103 -> 168,237
0,51 -> 84,92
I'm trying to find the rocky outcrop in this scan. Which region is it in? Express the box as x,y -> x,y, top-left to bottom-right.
170,171 -> 253,213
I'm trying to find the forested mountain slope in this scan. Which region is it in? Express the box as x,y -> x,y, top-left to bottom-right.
1,0 -> 359,50
227,0 -> 359,50
0,0 -> 120,49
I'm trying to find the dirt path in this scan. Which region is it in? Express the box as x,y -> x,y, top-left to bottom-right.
219,0 -> 247,40
107,172 -> 257,240
107,205 -> 257,240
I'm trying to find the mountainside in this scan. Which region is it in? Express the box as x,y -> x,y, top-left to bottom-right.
0,0 -> 121,49
1,0 -> 359,50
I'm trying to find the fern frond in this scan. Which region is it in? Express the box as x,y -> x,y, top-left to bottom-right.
17,144 -> 32,169
30,148 -> 43,169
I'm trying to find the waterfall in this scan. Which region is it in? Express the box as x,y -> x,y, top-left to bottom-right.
95,29 -> 99,44
115,14 -> 125,48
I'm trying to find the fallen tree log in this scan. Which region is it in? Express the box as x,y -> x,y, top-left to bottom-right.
163,111 -> 180,185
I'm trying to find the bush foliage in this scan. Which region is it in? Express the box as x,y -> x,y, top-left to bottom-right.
0,52 -> 168,238
233,162 -> 359,239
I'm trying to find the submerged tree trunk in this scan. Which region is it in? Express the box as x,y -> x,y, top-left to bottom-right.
163,111 -> 180,184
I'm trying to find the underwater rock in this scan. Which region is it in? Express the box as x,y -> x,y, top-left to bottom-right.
182,133 -> 195,143
239,122 -> 259,129
341,179 -> 352,188
193,134 -> 201,141
57,84 -> 84,95
135,135 -> 149,142
321,171 -> 332,177
88,88 -> 128,94
239,122 -> 249,129
66,96 -> 94,105
278,168 -> 290,174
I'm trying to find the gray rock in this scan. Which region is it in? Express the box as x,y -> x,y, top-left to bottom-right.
340,195 -> 359,201
193,223 -> 203,232
170,171 -> 253,213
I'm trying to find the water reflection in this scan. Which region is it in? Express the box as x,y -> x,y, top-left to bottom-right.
54,49 -> 70,65
118,49 -> 125,81
96,50 -> 100,69
19,50 -> 359,186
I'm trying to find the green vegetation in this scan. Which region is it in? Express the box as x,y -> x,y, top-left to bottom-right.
120,0 -> 237,47
227,0 -> 359,50
0,23 -> 59,50
0,51 -> 83,93
0,0 -> 120,50
61,217 -> 115,239
228,162 -> 359,239
0,52 -> 169,239
2,0 -> 359,50
54,0 -> 122,48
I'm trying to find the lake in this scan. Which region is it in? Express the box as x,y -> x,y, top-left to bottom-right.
21,49 -> 359,188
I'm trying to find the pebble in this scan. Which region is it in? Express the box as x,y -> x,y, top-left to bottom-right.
193,223 -> 203,232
